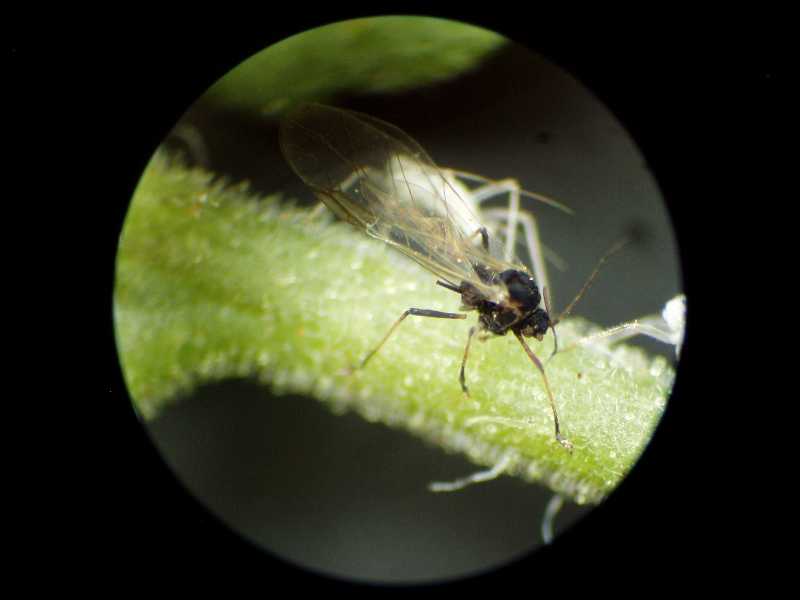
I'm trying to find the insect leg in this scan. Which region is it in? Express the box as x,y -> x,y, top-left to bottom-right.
459,326 -> 478,395
514,331 -> 573,451
357,308 -> 467,370
541,493 -> 565,544
511,210 -> 568,273
428,451 -> 514,492
448,169 -> 572,289
462,179 -> 522,261
461,176 -> 551,296
463,227 -> 490,251
461,179 -> 522,257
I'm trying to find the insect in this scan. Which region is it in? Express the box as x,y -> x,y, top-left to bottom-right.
279,103 -> 615,451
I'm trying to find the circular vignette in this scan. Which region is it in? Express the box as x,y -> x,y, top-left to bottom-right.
111,16 -> 685,586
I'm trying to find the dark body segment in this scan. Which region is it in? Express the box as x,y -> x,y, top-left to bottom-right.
457,267 -> 550,339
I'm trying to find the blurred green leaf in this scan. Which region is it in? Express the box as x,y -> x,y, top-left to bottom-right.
203,17 -> 507,115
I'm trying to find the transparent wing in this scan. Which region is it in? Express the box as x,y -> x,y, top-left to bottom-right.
279,103 -> 518,298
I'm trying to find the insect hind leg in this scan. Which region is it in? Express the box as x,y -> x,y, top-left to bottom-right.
464,226 -> 490,251
462,178 -> 525,261
449,173 -> 552,300
482,205 -> 554,302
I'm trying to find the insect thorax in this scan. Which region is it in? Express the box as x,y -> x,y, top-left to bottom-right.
459,269 -> 550,338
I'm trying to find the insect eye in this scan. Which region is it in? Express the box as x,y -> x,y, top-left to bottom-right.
535,311 -> 550,333
521,309 -> 550,338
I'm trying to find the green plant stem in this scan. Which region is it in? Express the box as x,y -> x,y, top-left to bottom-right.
114,154 -> 674,505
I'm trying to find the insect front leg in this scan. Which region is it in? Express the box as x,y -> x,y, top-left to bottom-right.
459,326 -> 478,395
514,331 -> 573,451
355,308 -> 467,371
458,325 -> 502,396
